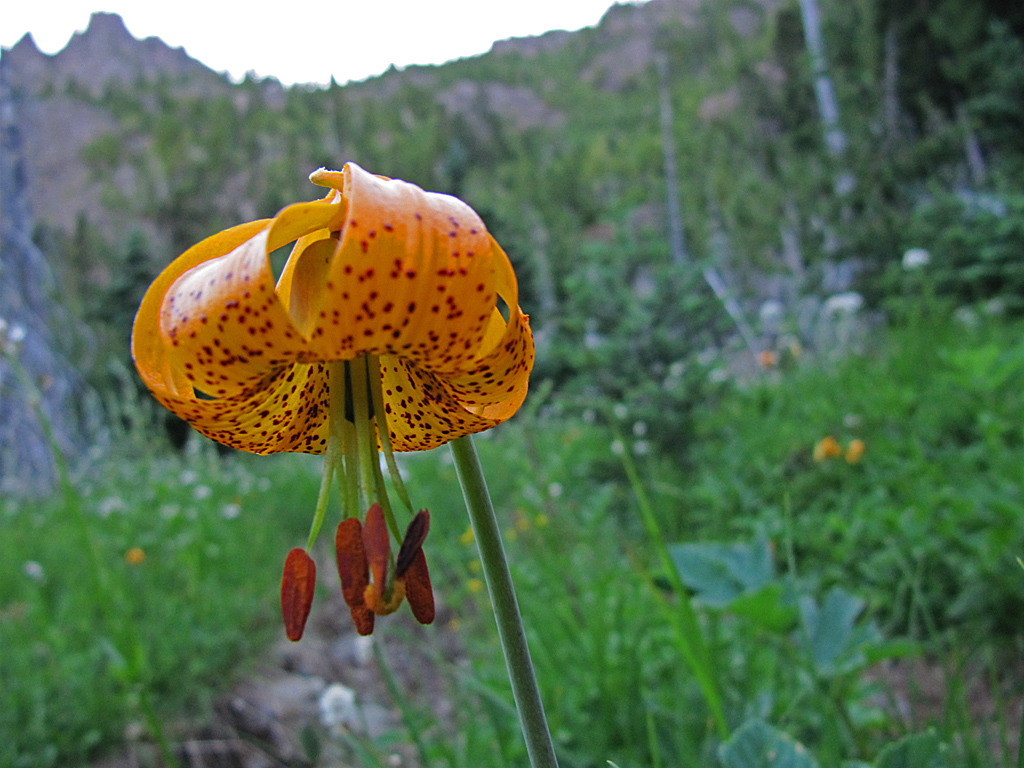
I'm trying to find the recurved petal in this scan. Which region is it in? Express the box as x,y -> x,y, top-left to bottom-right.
148,362 -> 331,455
378,355 -> 506,451
267,192 -> 347,253
159,230 -> 312,398
445,238 -> 534,420
133,220 -> 270,399
297,163 -> 498,372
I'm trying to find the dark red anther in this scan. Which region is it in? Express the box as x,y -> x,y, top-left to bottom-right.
281,548 -> 316,642
362,503 -> 390,589
396,510 -> 430,577
336,518 -> 375,636
336,518 -> 368,606
403,549 -> 435,625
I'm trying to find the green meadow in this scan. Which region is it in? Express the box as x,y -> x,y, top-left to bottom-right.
3,309 -> 1024,767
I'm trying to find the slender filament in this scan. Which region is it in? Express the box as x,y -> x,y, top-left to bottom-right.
368,354 -> 415,516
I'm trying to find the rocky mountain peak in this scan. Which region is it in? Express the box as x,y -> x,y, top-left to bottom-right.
2,11 -> 228,98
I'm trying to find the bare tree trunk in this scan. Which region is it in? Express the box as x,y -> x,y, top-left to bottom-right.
705,211 -> 761,359
883,23 -> 900,142
655,54 -> 688,265
799,0 -> 846,158
656,53 -> 760,359
958,106 -> 988,187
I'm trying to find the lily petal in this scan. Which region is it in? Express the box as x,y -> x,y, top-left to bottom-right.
159,230 -> 311,398
148,362 -> 331,454
378,355 -> 507,451
294,164 -> 497,372
133,220 -> 270,398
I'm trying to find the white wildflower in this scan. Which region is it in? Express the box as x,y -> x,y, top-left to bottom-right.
823,291 -> 864,316
902,248 -> 930,270
953,306 -> 979,328
23,561 -> 45,581
759,300 -> 785,332
97,496 -> 126,518
319,683 -> 359,733
984,297 -> 1006,316
220,503 -> 241,520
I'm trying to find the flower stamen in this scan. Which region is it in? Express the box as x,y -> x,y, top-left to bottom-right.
335,504 -> 435,635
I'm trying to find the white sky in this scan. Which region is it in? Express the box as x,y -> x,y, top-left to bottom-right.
2,0 -> 622,85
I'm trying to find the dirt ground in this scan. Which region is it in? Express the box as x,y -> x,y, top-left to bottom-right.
102,592 -> 465,768
100,606 -> 1022,767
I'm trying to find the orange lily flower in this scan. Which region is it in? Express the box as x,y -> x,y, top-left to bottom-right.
132,162 -> 532,454
132,163 -> 534,639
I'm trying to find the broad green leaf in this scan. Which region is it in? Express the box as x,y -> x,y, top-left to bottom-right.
669,538 -> 775,607
874,730 -> 952,768
718,719 -> 818,768
798,587 -> 881,676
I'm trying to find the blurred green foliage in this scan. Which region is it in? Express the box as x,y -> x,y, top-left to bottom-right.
31,0 -> 1023,440
6,0 -> 1024,765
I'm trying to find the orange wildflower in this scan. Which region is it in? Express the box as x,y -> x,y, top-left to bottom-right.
845,438 -> 865,464
132,163 -> 534,640
813,436 -> 842,462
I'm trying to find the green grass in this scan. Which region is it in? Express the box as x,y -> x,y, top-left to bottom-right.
0,446 -> 318,767
2,312 -> 1023,767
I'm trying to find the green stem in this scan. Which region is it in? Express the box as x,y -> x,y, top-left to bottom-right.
616,431 -> 729,738
373,635 -> 439,768
1017,682 -> 1024,768
450,435 -> 559,768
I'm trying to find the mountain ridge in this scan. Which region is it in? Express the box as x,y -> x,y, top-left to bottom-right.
0,3 -> 693,245
4,12 -> 230,99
